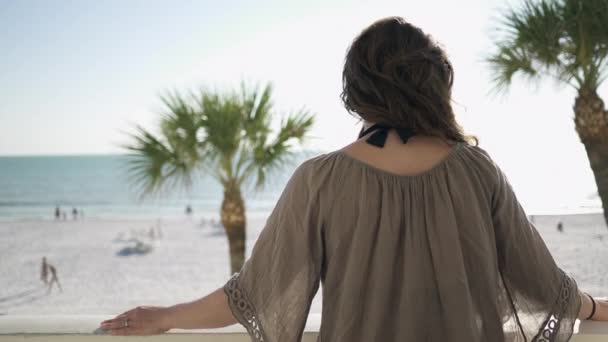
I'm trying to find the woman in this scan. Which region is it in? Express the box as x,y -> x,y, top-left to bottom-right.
100,17 -> 607,341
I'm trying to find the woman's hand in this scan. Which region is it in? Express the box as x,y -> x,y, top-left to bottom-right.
100,306 -> 171,335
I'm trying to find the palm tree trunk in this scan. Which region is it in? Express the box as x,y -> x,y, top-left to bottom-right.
574,87 -> 608,225
221,186 -> 247,274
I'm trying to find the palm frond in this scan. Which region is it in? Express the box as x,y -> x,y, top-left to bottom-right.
196,90 -> 242,164
124,125 -> 197,198
159,91 -> 204,164
238,109 -> 315,189
488,0 -> 608,92
508,0 -> 564,66
123,90 -> 211,198
241,82 -> 273,142
560,0 -> 608,89
234,82 -> 274,180
487,44 -> 538,92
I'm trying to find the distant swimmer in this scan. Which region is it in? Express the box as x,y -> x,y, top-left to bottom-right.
40,257 -> 49,285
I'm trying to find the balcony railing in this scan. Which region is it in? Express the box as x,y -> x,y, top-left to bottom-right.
1,314 -> 607,341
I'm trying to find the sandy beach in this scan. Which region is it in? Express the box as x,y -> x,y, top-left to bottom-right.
0,213 -> 606,315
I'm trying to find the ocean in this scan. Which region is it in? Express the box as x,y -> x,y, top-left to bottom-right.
0,152 -> 603,221
0,154 -> 308,221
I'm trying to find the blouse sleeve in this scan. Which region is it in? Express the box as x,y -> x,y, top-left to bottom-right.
223,162 -> 323,342
492,165 -> 581,341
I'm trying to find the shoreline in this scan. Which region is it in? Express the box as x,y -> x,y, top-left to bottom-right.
0,210 -> 604,224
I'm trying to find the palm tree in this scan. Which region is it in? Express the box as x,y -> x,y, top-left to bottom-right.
125,82 -> 314,273
487,0 -> 608,224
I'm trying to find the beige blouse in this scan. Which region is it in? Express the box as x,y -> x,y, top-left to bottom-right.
224,142 -> 581,342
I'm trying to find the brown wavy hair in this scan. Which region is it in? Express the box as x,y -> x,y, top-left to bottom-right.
341,17 -> 472,144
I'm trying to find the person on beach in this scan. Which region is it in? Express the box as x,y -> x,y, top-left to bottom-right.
185,205 -> 192,215
47,264 -> 62,293
54,206 -> 61,220
40,257 -> 48,285
558,221 -> 564,233
72,207 -> 78,220
101,17 -> 608,341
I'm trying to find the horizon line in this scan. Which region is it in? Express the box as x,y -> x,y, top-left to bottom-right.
0,149 -> 326,158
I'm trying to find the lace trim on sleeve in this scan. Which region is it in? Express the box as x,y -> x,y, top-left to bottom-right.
533,270 -> 577,342
224,273 -> 266,342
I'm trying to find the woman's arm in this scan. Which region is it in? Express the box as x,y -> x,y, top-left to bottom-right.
579,291 -> 593,320
100,288 -> 236,335
578,291 -> 608,321
165,288 -> 237,329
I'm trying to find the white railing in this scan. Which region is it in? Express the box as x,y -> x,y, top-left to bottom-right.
0,315 -> 607,341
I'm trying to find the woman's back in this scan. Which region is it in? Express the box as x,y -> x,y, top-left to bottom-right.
225,137 -> 579,341
320,136 -> 499,340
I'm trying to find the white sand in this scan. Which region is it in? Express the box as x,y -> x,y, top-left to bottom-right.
0,214 -> 606,315
531,214 -> 608,296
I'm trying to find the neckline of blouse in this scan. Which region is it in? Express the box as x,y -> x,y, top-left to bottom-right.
335,141 -> 464,180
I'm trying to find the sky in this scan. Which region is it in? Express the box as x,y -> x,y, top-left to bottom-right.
0,0 -> 605,213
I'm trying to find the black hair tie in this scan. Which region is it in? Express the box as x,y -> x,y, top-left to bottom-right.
585,293 -> 596,320
358,124 -> 415,148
